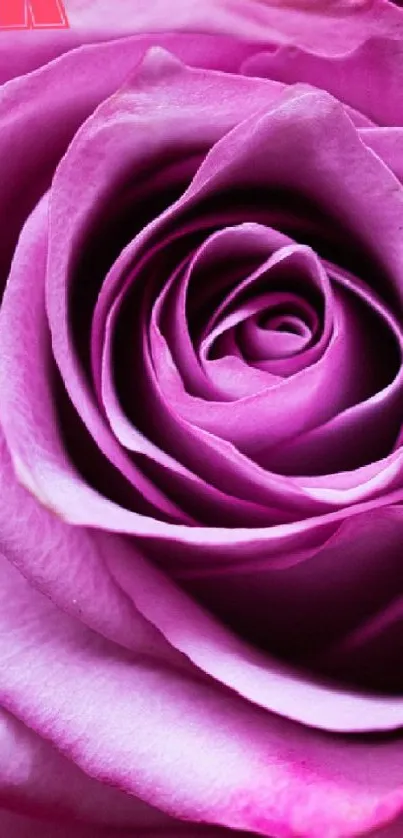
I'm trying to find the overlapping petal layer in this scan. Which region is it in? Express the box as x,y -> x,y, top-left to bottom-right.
1,45 -> 403,719
1,9 -> 403,837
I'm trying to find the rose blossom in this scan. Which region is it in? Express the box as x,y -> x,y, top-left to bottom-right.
2,1 -> 403,837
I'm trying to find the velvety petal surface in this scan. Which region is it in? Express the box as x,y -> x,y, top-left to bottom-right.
0,0 -> 401,90
0,707 -> 175,830
1,3 -> 403,838
0,31 -> 257,299
2,47 -> 403,729
2,554 -> 403,837
242,35 -> 403,128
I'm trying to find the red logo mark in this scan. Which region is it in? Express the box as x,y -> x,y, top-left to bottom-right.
0,0 -> 69,28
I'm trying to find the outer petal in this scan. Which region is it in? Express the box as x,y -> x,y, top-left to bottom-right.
1,0 -> 403,86
223,0 -> 403,53
242,36 -> 403,127
0,31 -> 256,292
0,707 -> 174,830
60,0 -> 403,52
0,0 -> 285,85
1,554 -> 403,838
0,414 -> 184,663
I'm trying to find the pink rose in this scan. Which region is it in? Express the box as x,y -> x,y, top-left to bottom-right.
1,1 -> 403,836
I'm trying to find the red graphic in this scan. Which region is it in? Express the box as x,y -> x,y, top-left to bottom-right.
0,0 -> 69,28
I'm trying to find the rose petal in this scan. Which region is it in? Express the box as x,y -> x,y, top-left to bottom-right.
2,0 -> 401,95
0,707 -> 171,829
241,36 -> 403,127
60,0 -> 403,54
0,31 -> 256,293
1,554 -> 403,838
106,522 -> 403,732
